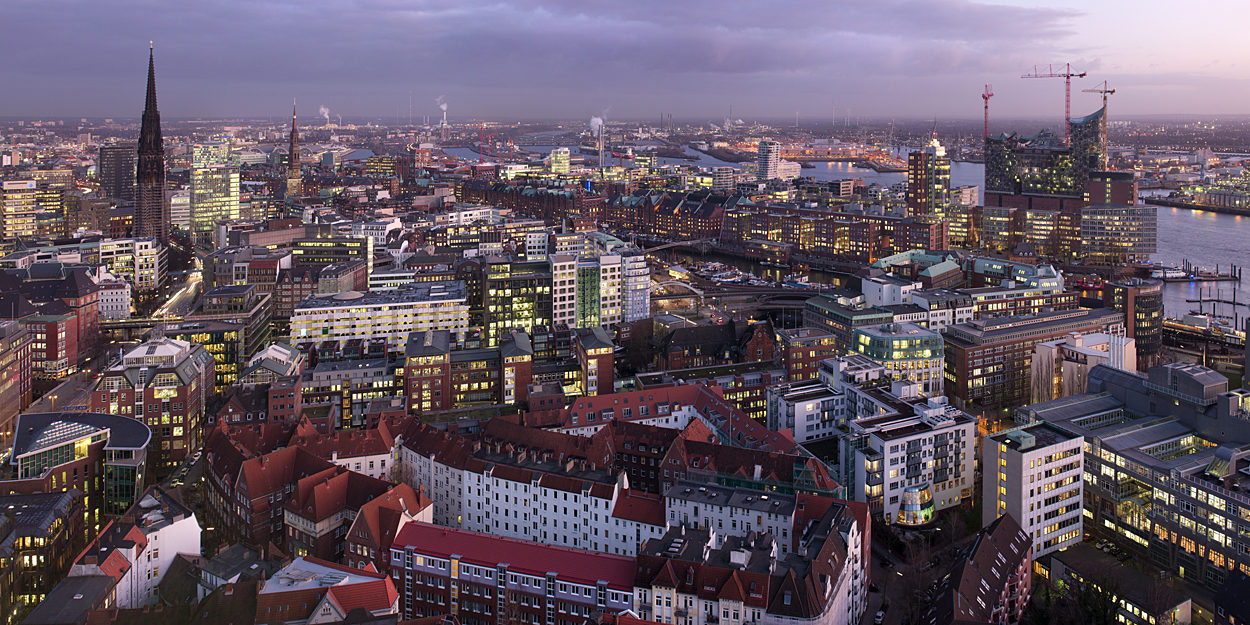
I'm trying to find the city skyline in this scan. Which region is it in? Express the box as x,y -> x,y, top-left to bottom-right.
3,0 -> 1246,122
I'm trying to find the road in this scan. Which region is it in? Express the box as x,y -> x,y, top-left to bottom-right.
156,271 -> 202,317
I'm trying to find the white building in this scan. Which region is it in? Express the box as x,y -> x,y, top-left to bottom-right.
862,274 -> 920,307
551,254 -> 578,327
290,281 -> 471,349
550,147 -> 571,174
909,288 -> 974,331
68,487 -> 201,608
525,231 -> 549,261
352,217 -> 401,246
395,424 -> 665,558
432,204 -> 505,226
757,141 -> 780,181
983,422 -> 1084,557
99,237 -> 167,290
96,272 -> 132,320
170,190 -> 191,232
844,380 -> 976,526
665,480 -> 797,552
1031,331 -> 1136,402
711,167 -> 736,193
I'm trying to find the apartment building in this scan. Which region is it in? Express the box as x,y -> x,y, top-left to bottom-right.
290,281 -> 472,350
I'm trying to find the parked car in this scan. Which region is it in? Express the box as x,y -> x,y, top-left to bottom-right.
874,611 -> 885,624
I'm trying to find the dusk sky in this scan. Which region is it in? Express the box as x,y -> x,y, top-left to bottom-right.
5,0 -> 1244,123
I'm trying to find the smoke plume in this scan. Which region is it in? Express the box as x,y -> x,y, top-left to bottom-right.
436,96 -> 447,112
319,106 -> 331,124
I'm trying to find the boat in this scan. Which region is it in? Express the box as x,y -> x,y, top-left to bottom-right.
783,274 -> 812,288
1150,266 -> 1188,280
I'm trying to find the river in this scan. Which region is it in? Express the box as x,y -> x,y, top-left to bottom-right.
440,146 -> 1244,322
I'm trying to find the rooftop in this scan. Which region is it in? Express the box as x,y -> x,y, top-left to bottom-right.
11,412 -> 152,462
295,280 -> 466,310
666,479 -> 797,517
260,556 -> 385,595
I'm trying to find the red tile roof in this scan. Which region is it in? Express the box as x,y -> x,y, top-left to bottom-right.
611,490 -> 664,525
326,578 -> 399,614
393,522 -> 635,589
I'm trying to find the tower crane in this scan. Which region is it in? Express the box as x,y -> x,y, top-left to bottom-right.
981,84 -> 994,140
1081,81 -> 1116,111
1022,63 -> 1086,142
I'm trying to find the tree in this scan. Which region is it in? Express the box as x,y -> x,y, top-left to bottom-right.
1071,566 -> 1123,625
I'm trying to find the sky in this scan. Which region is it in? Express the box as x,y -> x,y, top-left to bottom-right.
5,0 -> 1248,123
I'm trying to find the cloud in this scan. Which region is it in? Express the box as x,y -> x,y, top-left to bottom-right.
0,0 -> 1238,119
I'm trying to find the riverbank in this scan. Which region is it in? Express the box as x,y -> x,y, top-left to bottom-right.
1145,197 -> 1250,217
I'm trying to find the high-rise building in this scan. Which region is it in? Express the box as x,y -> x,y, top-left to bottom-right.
983,422 -> 1084,557
135,47 -> 168,245
97,144 -> 136,201
190,165 -> 240,246
711,166 -> 735,193
984,106 -> 1108,213
0,181 -> 39,239
549,147 -> 570,174
757,140 -> 781,181
906,136 -> 950,217
286,102 -> 301,198
1103,278 -> 1164,370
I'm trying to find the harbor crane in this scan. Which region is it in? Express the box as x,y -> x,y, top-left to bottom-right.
1082,81 -> 1116,110
1022,63 -> 1086,142
981,84 -> 994,140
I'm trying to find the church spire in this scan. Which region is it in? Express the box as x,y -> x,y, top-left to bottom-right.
136,43 -> 169,245
286,99 -> 302,198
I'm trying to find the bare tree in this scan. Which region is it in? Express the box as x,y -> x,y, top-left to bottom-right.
1071,565 -> 1123,625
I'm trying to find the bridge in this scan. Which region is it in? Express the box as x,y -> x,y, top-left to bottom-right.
641,239 -> 714,254
100,316 -> 185,339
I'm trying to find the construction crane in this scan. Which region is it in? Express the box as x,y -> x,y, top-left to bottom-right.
981,84 -> 994,140
1082,81 -> 1116,111
1022,63 -> 1086,142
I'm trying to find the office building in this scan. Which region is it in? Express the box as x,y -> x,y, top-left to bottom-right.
0,322 -> 31,454
1080,204 -> 1157,263
98,237 -> 166,291
1030,331 -> 1135,402
1,180 -> 39,239
97,144 -> 136,201
290,281 -> 471,350
190,165 -> 241,246
1046,543 -> 1191,625
907,135 -> 950,217
0,491 -> 84,615
802,292 -> 893,354
1,411 -> 150,521
550,147 -> 571,174
136,48 -> 169,245
485,257 -> 551,347
942,308 -> 1125,414
757,140 -> 780,181
1103,278 -> 1164,370
1018,362 -> 1250,591
90,337 -> 215,467
851,322 -> 944,395
984,422 -> 1084,557
1084,170 -> 1138,206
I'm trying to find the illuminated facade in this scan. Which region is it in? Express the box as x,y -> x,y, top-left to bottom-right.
1080,204 -> 1158,263
190,165 -> 240,246
984,422 -> 1084,557
851,322 -> 945,396
484,258 -> 551,347
906,137 -> 950,217
757,140 -> 781,180
90,337 -> 212,468
290,281 -> 471,350
549,147 -> 570,173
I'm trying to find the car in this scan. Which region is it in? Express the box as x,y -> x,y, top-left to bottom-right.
874,611 -> 885,624
1095,540 -> 1108,549
1084,532 -> 1093,542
